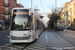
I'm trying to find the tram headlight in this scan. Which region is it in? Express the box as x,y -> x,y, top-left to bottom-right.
28,35 -> 31,39
29,31 -> 32,35
29,32 -> 31,35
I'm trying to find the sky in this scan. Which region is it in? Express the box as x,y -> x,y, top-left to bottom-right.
17,0 -> 71,13
17,0 -> 71,26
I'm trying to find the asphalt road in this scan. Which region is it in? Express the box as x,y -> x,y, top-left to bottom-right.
56,29 -> 75,46
0,30 -> 10,46
0,30 -> 74,50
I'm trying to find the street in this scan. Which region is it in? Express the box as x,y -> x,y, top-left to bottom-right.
0,0 -> 75,50
56,29 -> 75,46
0,30 -> 75,50
0,30 -> 10,46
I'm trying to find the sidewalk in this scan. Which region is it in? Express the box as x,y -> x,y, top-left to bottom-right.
0,30 -> 10,33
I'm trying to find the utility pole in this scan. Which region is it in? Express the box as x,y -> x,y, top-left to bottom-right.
34,6 -> 40,13
55,0 -> 57,12
54,0 -> 57,29
55,0 -> 57,9
31,0 -> 32,9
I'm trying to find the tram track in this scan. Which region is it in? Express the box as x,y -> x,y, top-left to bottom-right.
46,28 -> 50,50
22,43 -> 31,50
22,28 -> 50,50
52,31 -> 62,43
22,40 -> 37,50
9,43 -> 31,50
0,30 -> 75,50
0,43 -> 33,50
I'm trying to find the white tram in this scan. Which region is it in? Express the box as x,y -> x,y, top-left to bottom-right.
10,8 -> 44,43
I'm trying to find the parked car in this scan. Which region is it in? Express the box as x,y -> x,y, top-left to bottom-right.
57,26 -> 63,31
67,26 -> 71,29
67,26 -> 75,30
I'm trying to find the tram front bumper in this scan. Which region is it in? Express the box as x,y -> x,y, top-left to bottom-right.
10,35 -> 33,43
10,35 -> 31,40
10,40 -> 33,43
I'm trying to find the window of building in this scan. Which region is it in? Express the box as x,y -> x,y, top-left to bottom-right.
5,7 -> 9,14
5,0 -> 8,3
5,0 -> 9,6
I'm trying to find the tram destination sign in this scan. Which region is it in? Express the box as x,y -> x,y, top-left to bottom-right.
14,12 -> 29,15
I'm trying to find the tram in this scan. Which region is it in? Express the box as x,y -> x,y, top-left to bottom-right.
10,8 -> 44,43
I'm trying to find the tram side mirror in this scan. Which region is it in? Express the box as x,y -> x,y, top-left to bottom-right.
29,16 -> 32,21
40,16 -> 44,19
30,13 -> 33,21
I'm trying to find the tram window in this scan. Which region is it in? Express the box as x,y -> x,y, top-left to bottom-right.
37,21 -> 38,30
30,15 -> 33,30
31,21 -> 33,30
37,21 -> 40,30
39,22 -> 42,30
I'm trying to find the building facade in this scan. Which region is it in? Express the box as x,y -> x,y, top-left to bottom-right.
59,0 -> 75,27
0,0 -> 24,29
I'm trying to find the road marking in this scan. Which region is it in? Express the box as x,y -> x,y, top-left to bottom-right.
51,46 -> 74,48
64,34 -> 75,37
71,35 -> 75,37
64,34 -> 71,36
52,32 -> 62,42
46,28 -> 50,50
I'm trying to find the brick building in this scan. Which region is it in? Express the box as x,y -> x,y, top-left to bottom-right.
0,0 -> 24,29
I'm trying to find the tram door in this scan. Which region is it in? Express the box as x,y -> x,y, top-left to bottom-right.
34,17 -> 37,37
35,18 -> 37,33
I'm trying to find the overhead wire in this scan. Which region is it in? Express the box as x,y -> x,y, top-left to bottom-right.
32,1 -> 36,8
48,0 -> 51,13
40,0 -> 44,12
32,0 -> 45,13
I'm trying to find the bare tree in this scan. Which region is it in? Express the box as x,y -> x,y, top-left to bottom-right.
48,8 -> 61,29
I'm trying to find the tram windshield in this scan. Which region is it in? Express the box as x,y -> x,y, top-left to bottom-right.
11,9 -> 31,30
